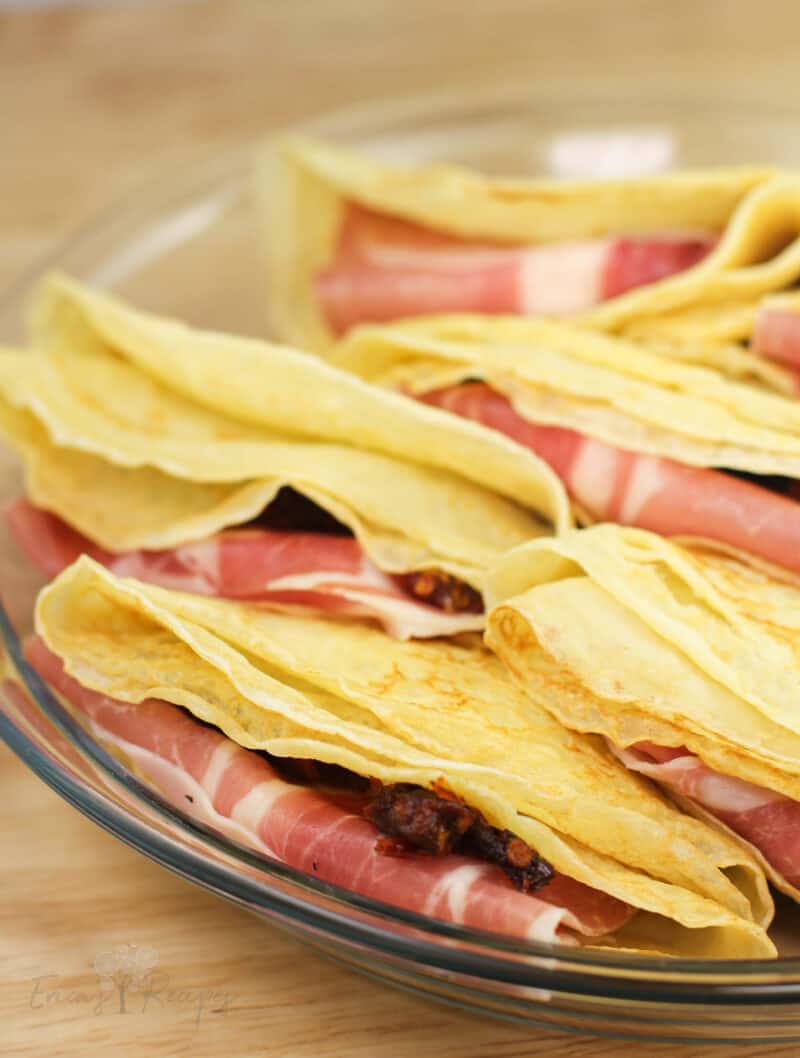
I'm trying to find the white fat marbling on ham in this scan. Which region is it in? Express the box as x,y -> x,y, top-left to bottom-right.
202,741 -> 240,803
616,454 -> 670,525
418,383 -> 800,574
614,741 -> 800,887
518,241 -> 608,315
264,569 -> 484,639
691,771 -> 778,816
25,636 -> 632,943
229,781 -> 288,834
567,437 -> 622,517
6,499 -> 485,639
111,538 -> 222,595
613,744 -> 780,815
265,563 -> 397,594
525,904 -> 571,942
98,726 -> 277,854
424,863 -> 488,920
314,202 -> 716,334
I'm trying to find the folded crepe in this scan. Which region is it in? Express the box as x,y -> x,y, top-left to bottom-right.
485,523 -> 800,905
32,554 -> 775,956
613,288 -> 800,397
333,316 -> 800,576
257,136 -> 775,352
0,274 -> 570,638
616,305 -> 798,396
580,175 -> 800,335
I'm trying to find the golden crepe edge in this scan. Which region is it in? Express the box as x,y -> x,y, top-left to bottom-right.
32,555 -> 776,957
331,313 -> 800,478
484,523 -> 800,905
256,135 -> 775,352
0,276 -> 579,621
24,272 -> 572,535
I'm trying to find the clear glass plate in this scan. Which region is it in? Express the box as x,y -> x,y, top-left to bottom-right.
3,85 -> 800,1042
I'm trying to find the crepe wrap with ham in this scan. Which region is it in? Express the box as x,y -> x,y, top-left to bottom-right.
258,139 -> 800,392
485,524 -> 800,905
258,137 -> 775,356
0,274 -> 571,638
333,316 -> 800,575
32,555 -> 775,956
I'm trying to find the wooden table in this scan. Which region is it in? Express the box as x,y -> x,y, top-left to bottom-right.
3,2 -> 800,1055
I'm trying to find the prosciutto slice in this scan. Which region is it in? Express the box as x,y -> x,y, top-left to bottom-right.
616,742 -> 800,890
6,499 -> 484,640
25,635 -> 632,942
315,203 -> 715,334
753,305 -> 800,382
419,383 -> 800,574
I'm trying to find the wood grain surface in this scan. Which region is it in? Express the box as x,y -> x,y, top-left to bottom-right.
3,2 -> 800,1055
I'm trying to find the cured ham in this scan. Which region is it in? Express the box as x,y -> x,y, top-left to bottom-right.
602,236 -> 717,300
315,203 -> 715,334
419,383 -> 800,575
753,305 -> 800,372
315,261 -> 521,338
616,742 -> 800,889
25,635 -> 632,943
6,499 -> 484,640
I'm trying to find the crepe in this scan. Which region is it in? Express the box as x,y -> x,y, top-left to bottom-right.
602,283 -> 800,396
26,273 -> 568,528
582,176 -> 800,335
333,315 -> 800,475
34,555 -> 776,956
0,275 -> 572,624
257,136 -> 773,350
332,314 -> 800,576
485,524 -> 800,902
621,308 -> 797,396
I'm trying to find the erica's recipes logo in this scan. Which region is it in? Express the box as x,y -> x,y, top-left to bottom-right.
28,943 -> 233,1028
92,943 -> 159,1013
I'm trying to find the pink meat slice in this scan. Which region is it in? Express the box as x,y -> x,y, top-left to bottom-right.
617,742 -> 800,889
5,499 -> 484,640
602,236 -> 714,299
314,203 -> 716,334
418,383 -> 800,574
6,499 -> 115,578
24,635 -> 633,942
753,305 -> 800,378
315,262 -> 522,337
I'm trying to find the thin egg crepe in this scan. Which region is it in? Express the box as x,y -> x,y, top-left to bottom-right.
34,555 -> 775,956
485,524 -> 800,905
257,136 -> 772,351
611,287 -> 800,396
0,274 -> 569,638
332,316 -> 800,576
576,176 -> 800,350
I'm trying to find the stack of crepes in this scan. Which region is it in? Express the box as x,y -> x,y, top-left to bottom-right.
2,273 -> 571,639
260,137 -> 800,393
333,316 -> 800,577
29,555 -> 775,956
1,274 -> 779,957
484,524 -> 800,907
